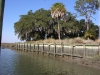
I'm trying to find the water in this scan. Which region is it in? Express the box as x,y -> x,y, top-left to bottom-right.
0,49 -> 100,75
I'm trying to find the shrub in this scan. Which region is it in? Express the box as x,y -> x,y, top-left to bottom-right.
84,29 -> 97,40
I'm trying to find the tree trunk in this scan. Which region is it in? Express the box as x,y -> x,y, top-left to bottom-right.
86,22 -> 89,31
86,16 -> 89,31
58,20 -> 60,40
26,32 -> 27,39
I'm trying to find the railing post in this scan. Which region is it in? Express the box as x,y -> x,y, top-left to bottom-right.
24,43 -> 26,51
24,43 -> 25,51
99,43 -> 100,55
61,42 -> 64,57
54,43 -> 56,57
15,42 -> 17,50
30,43 -> 31,52
71,44 -> 75,59
37,42 -> 39,54
20,42 -> 21,50
20,43 -> 22,50
33,43 -> 35,52
19,42 -> 20,50
17,43 -> 18,50
23,43 -> 24,51
27,43 -> 28,52
32,43 -> 34,52
38,42 -> 39,51
31,43 -> 33,52
48,44 -> 50,56
42,42 -> 44,55
83,43 -> 86,58
21,43 -> 23,51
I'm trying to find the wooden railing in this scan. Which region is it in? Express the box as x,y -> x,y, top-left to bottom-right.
15,42 -> 100,58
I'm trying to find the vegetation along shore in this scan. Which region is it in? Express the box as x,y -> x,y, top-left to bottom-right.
1,38 -> 100,70
2,0 -> 100,70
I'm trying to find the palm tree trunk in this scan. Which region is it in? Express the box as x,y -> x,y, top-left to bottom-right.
58,19 -> 60,40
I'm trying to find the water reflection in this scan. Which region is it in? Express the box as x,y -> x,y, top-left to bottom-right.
0,49 -> 100,75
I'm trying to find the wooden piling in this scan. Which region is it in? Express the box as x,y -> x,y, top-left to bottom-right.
19,42 -> 20,50
33,43 -> 35,52
61,42 -> 64,57
15,42 -> 17,50
71,44 -> 75,59
42,42 -> 44,55
83,43 -> 86,58
99,44 -> 100,55
30,43 -> 31,52
26,43 -> 28,52
48,44 -> 50,56
37,42 -> 39,54
54,43 -> 56,57
15,42 -> 100,58
23,43 -> 24,51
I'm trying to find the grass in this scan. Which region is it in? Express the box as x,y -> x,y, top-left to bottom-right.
26,37 -> 86,44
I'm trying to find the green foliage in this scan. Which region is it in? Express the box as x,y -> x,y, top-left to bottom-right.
14,3 -> 98,41
84,19 -> 98,40
84,29 -> 97,40
14,10 -> 34,41
50,2 -> 67,20
34,33 -> 39,40
51,2 -> 66,14
74,0 -> 99,16
74,0 -> 99,31
14,9 -> 54,41
86,0 -> 100,9
34,8 -> 52,27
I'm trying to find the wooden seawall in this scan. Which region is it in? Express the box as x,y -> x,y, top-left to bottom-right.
15,42 -> 100,58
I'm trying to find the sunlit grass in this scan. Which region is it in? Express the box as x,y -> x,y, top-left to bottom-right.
27,37 -> 86,44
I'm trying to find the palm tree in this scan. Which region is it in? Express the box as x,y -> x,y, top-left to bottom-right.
50,2 -> 67,40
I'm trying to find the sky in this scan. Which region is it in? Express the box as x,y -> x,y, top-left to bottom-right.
1,0 -> 99,43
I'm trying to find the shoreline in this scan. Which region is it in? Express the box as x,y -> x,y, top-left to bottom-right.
1,43 -> 100,70
1,43 -> 16,50
59,56 -> 100,70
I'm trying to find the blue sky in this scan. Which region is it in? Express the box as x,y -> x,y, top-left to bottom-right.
2,0 -> 99,43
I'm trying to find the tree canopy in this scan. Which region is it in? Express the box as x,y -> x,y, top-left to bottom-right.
74,0 -> 99,31
14,1 -> 99,41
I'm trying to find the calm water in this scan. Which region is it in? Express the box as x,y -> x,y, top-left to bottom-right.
0,49 -> 100,75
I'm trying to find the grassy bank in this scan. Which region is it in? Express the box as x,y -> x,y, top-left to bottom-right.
26,37 -> 100,44
1,43 -> 16,49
